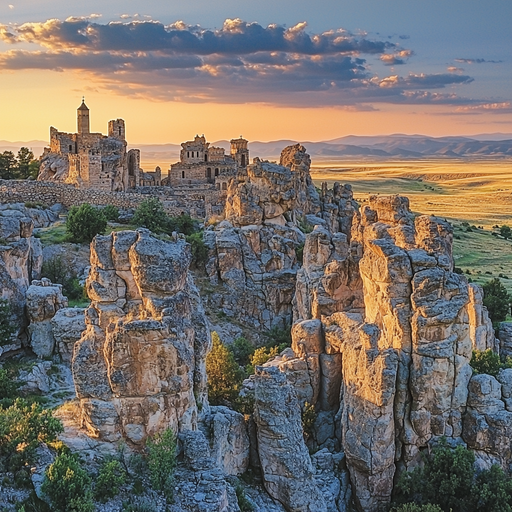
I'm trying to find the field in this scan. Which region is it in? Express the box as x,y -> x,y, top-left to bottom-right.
310,158 -> 512,293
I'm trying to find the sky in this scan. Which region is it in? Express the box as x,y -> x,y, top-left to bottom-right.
0,0 -> 511,143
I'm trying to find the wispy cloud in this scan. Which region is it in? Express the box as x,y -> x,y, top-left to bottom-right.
0,17 -> 481,108
454,102 -> 512,114
455,58 -> 503,64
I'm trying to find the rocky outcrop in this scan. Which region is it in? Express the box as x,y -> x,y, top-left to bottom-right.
207,406 -> 250,476
254,365 -> 327,512
72,229 -> 210,444
170,430 -> 240,512
0,204 -> 44,353
26,278 -> 68,358
499,322 -> 512,357
51,307 -> 86,363
468,283 -> 497,352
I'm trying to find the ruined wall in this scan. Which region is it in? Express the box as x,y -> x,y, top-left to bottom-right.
0,180 -> 223,219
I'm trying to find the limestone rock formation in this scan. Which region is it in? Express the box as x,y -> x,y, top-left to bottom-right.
207,406 -> 250,476
499,322 -> 512,357
26,278 -> 68,358
170,430 -> 240,512
254,365 -> 327,512
51,307 -> 86,363
72,229 -> 210,444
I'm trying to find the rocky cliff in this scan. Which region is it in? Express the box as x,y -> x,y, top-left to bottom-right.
72,229 -> 211,444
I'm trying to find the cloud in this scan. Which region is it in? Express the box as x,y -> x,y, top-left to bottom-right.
0,17 -> 482,108
8,4 -> 14,10
447,66 -> 464,73
380,50 -> 413,66
455,58 -> 503,64
454,102 -> 512,114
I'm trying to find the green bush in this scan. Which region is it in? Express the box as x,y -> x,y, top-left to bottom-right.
206,332 -> 244,405
392,505 -> 442,512
186,231 -> 208,269
122,497 -> 157,512
262,325 -> 291,352
41,256 -> 85,301
66,203 -> 107,243
0,398 -> 63,472
471,464 -> 512,511
470,349 -> 512,377
41,453 -> 93,512
230,337 -> 255,367
301,401 -> 316,440
246,346 -> 279,374
0,298 -> 15,347
102,204 -> 120,222
394,439 -> 474,512
146,427 -> 177,501
94,459 -> 126,502
169,213 -> 197,236
132,198 -> 169,234
483,278 -> 511,324
0,368 -> 20,407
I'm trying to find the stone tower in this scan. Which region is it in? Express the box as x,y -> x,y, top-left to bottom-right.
108,119 -> 126,141
77,98 -> 90,135
230,137 -> 249,168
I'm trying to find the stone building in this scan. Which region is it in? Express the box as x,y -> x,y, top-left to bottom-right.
168,135 -> 249,189
38,100 -> 142,192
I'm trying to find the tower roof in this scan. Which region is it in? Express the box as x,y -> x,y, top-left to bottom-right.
78,98 -> 89,111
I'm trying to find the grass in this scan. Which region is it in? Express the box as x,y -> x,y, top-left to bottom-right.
35,222 -> 70,246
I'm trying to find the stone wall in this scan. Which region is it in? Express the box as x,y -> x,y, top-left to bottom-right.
0,180 -> 223,219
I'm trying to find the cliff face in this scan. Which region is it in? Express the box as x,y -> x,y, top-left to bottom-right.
72,229 -> 210,444
289,193 -> 498,511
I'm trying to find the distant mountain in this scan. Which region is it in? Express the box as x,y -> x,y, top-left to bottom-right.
2,134 -> 512,163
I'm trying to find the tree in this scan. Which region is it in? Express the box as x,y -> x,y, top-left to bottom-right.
66,203 -> 107,243
42,453 -> 94,512
500,225 -> 512,240
132,197 -> 169,234
0,151 -> 17,179
206,332 -> 244,405
471,464 -> 512,512
483,278 -> 511,324
16,147 -> 39,179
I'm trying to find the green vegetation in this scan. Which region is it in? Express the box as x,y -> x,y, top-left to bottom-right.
42,453 -> 94,512
235,482 -> 254,512
301,401 -> 317,441
0,368 -> 20,407
246,346 -> 279,374
392,505 -> 442,512
230,336 -> 255,367
35,223 -> 69,246
168,213 -> 197,236
0,148 -> 39,180
0,398 -> 63,472
0,298 -> 15,347
394,438 -> 512,512
94,459 -> 126,502
206,332 -> 245,405
262,325 -> 292,352
482,278 -> 511,324
133,198 -> 169,234
500,225 -> 512,240
102,204 -> 120,222
470,349 -> 512,377
186,231 -> 209,269
146,427 -> 177,502
41,255 -> 85,302
66,204 -> 107,243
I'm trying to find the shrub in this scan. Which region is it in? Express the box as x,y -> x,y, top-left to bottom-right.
262,325 -> 291,352
500,225 -> 512,240
169,213 -> 197,236
482,278 -> 511,324
41,453 -> 93,512
470,349 -> 512,377
186,232 -> 208,269
0,398 -> 63,471
102,204 -> 120,222
296,243 -> 305,265
392,505 -> 443,512
66,204 -> 107,243
94,459 -> 126,502
0,368 -> 20,407
301,401 -> 316,440
0,298 -> 15,347
122,497 -> 157,512
146,427 -> 177,501
248,346 -> 279,373
206,332 -> 244,405
395,439 -> 476,512
41,256 -> 84,301
471,464 -> 512,511
132,198 -> 168,234
230,337 -> 255,367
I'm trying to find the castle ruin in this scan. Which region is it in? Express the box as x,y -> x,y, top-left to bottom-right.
38,100 -> 142,192
168,135 -> 249,190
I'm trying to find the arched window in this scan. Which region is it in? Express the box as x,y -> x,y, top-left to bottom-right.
119,127 -> 122,136
206,168 -> 212,178
215,168 -> 219,176
241,154 -> 246,167
222,182 -> 227,190
205,154 -> 208,162
187,151 -> 189,158
182,171 -> 185,179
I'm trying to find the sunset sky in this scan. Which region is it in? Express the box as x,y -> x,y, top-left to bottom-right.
0,0 -> 510,143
